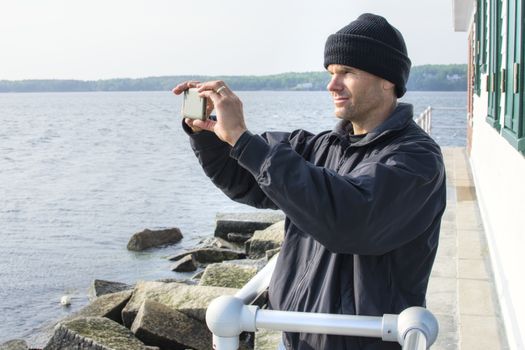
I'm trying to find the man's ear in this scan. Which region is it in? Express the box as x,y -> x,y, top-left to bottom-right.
382,79 -> 395,91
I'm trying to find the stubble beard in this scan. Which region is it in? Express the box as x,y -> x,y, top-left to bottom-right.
334,102 -> 365,124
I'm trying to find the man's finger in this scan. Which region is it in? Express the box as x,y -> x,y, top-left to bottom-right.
172,81 -> 200,95
198,89 -> 221,104
197,80 -> 231,96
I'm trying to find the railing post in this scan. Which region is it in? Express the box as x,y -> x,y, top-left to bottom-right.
402,329 -> 427,350
397,306 -> 439,349
427,107 -> 432,135
415,106 -> 432,135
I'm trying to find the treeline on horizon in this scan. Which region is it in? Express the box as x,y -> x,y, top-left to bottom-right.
0,64 -> 467,93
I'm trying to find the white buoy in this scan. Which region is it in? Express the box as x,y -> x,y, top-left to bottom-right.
60,295 -> 71,306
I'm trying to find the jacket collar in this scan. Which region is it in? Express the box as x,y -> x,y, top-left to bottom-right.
332,102 -> 414,146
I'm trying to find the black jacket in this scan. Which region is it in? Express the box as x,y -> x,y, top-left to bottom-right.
185,103 -> 446,349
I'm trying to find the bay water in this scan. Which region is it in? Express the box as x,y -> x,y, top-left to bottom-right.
0,90 -> 466,345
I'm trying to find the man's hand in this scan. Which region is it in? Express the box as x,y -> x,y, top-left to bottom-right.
172,80 -> 209,133
172,80 -> 247,146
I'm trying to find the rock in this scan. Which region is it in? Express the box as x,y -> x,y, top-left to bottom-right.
265,248 -> 281,260
170,254 -> 197,272
191,270 -> 204,280
246,221 -> 285,258
223,258 -> 268,271
214,212 -> 285,239
127,228 -> 183,251
0,340 -> 28,350
255,329 -> 282,350
66,290 -> 133,324
227,232 -> 253,243
131,300 -> 211,350
155,277 -> 198,285
199,236 -> 244,251
122,281 -> 237,327
167,248 -> 246,264
199,263 -> 258,289
88,279 -> 133,301
43,317 -> 151,350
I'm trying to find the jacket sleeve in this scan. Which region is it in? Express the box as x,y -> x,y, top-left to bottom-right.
186,122 -> 304,210
230,131 -> 446,255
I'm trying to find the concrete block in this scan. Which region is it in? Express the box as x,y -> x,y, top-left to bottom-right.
458,279 -> 496,316
458,259 -> 489,280
457,231 -> 484,259
431,256 -> 457,278
426,277 -> 457,315
460,315 -> 504,350
437,235 -> 457,257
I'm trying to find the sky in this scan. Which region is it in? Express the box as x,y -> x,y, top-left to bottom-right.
0,0 -> 468,80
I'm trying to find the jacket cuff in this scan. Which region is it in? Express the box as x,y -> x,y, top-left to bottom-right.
230,131 -> 271,175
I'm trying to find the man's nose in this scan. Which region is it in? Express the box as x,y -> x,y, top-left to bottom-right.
327,75 -> 342,92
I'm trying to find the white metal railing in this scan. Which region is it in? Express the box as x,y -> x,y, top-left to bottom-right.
206,254 -> 439,350
415,106 -> 432,134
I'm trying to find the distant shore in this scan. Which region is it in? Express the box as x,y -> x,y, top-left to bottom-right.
0,64 -> 467,93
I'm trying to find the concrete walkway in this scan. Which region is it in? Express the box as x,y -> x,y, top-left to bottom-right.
427,147 -> 508,349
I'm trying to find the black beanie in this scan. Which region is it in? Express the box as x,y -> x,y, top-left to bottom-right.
324,13 -> 411,97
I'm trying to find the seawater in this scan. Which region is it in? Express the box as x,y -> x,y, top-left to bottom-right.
0,91 -> 466,345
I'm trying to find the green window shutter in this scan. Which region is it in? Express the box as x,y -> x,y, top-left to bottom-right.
475,0 -> 488,96
481,0 -> 488,71
518,0 -> 525,154
502,0 -> 525,155
487,0 -> 503,130
475,0 -> 482,95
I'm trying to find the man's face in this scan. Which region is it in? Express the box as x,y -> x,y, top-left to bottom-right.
326,64 -> 388,123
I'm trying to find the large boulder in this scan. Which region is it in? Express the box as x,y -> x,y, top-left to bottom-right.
167,248 -> 246,264
214,212 -> 285,239
88,279 -> 133,301
64,290 -> 133,324
246,221 -> 285,258
155,277 -> 198,285
199,263 -> 258,289
127,228 -> 182,251
170,254 -> 197,272
131,300 -> 211,350
222,258 -> 268,271
43,317 -> 153,350
191,270 -> 205,281
198,236 -> 244,251
0,340 -> 28,350
122,281 -> 237,327
227,232 -> 253,243
265,248 -> 281,260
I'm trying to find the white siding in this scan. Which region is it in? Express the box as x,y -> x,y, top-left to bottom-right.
471,66 -> 525,350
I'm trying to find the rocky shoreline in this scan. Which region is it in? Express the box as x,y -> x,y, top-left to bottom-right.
1,212 -> 285,350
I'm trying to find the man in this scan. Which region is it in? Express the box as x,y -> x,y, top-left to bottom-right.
173,13 -> 446,350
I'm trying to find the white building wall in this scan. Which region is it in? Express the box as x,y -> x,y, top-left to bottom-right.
471,72 -> 525,350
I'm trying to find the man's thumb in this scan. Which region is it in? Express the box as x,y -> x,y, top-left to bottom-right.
192,119 -> 216,132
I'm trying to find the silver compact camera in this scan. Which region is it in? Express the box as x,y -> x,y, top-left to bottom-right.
182,88 -> 207,121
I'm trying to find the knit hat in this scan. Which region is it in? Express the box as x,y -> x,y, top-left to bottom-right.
324,13 -> 411,97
